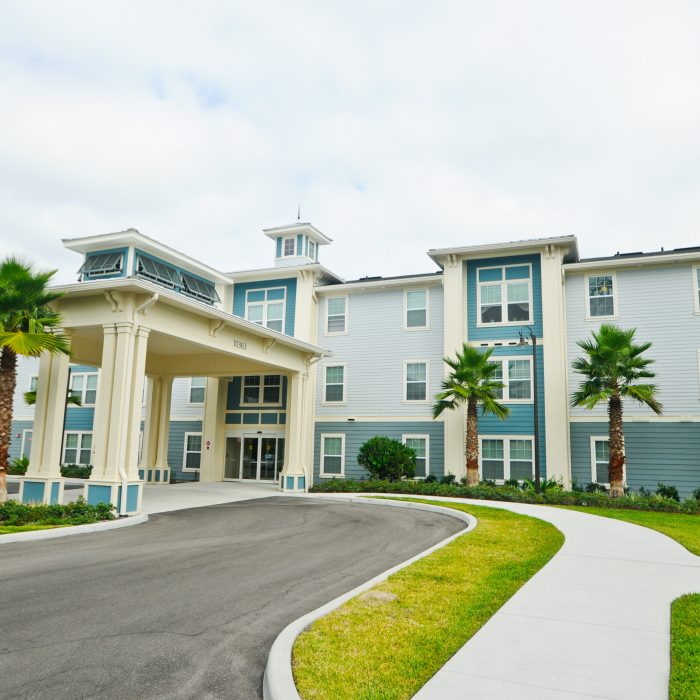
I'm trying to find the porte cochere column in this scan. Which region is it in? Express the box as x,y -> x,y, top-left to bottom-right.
280,370 -> 310,492
139,375 -> 173,484
85,322 -> 149,514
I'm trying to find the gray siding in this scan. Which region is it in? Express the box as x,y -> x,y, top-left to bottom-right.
315,284 -> 444,417
168,420 -> 203,481
570,422 -> 700,498
169,378 -> 206,420
9,420 -> 34,461
313,420 -> 445,482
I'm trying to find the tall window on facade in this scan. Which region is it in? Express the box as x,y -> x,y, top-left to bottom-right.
69,373 -> 98,406
326,297 -> 347,334
242,375 -> 282,404
591,438 -> 610,484
405,362 -> 427,401
480,437 -> 534,482
492,358 -> 532,401
320,434 -> 345,477
189,377 -> 206,404
324,365 -> 345,402
403,435 -> 428,478
245,288 -> 285,333
63,432 -> 92,465
184,433 -> 202,470
588,275 -> 615,317
405,289 -> 428,328
308,240 -> 316,261
478,265 -> 531,324
283,238 -> 296,256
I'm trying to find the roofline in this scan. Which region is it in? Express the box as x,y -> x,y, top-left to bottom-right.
315,273 -> 443,293
428,236 -> 579,265
262,222 -> 333,245
565,249 -> 700,272
62,229 -> 232,285
50,277 -> 330,357
227,262 -> 344,284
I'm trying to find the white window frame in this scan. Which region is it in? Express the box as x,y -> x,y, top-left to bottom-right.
182,431 -> 203,472
20,429 -> 33,459
589,435 -> 624,487
239,374 -> 283,407
692,265 -> 700,314
62,431 -> 93,465
320,433 -> 346,478
403,360 -> 429,404
308,240 -> 316,261
492,356 -> 533,403
584,272 -> 618,320
402,434 -> 430,478
322,363 -> 347,405
69,372 -> 99,407
245,287 -> 287,333
283,237 -> 296,257
28,375 -> 38,392
404,288 -> 430,330
478,435 -> 535,483
325,296 -> 348,336
476,263 -> 533,327
187,377 -> 206,406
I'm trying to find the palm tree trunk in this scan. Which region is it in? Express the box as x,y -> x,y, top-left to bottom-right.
465,398 -> 480,486
608,394 -> 625,497
0,347 -> 18,502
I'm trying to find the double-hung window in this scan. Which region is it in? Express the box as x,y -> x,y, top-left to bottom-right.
405,289 -> 428,329
63,432 -> 92,465
245,288 -> 286,333
324,365 -> 345,403
241,375 -> 282,405
69,372 -> 98,406
492,358 -> 532,401
283,238 -> 296,256
188,377 -> 206,404
320,434 -> 345,477
405,361 -> 428,402
326,297 -> 347,334
403,435 -> 429,478
587,274 -> 616,318
477,264 -> 532,325
308,241 -> 316,261
480,437 -> 534,482
590,437 -> 611,485
183,433 -> 202,471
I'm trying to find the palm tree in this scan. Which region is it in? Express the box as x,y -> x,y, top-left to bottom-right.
433,343 -> 509,486
571,324 -> 662,497
0,257 -> 69,501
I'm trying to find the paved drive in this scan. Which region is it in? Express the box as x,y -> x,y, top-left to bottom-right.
0,497 -> 462,700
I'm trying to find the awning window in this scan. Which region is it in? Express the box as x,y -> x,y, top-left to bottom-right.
135,254 -> 182,289
181,272 -> 220,304
78,252 -> 123,278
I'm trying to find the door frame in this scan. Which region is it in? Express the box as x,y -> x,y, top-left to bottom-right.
224,430 -> 285,482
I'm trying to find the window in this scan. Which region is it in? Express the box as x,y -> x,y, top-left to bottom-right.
320,434 -> 345,477
28,375 -> 38,392
479,436 -> 534,482
326,297 -> 347,334
69,372 -> 98,406
78,251 -> 123,278
324,365 -> 345,403
587,274 -> 615,318
188,377 -> 206,404
492,358 -> 532,401
20,429 -> 32,459
181,272 -> 220,305
405,361 -> 428,402
63,432 -> 92,465
591,437 -> 611,485
477,264 -> 532,325
403,435 -> 429,478
283,238 -> 296,256
405,289 -> 428,329
245,287 -> 286,333
135,254 -> 181,289
241,375 -> 282,405
183,433 -> 202,471
308,240 -> 316,261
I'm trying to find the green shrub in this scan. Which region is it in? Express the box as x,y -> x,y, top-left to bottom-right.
692,487 -> 700,501
424,474 -> 437,483
8,456 -> 28,475
357,436 -> 415,481
440,473 -> 456,485
656,482 -> 680,502
586,482 -> 607,493
0,496 -> 115,526
60,464 -> 93,479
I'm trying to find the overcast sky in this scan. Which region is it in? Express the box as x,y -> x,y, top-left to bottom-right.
1,1 -> 699,284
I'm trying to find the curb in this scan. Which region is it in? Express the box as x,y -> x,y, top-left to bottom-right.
0,513 -> 149,544
262,494 -> 476,700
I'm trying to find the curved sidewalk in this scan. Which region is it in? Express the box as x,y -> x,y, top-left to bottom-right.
404,497 -> 700,700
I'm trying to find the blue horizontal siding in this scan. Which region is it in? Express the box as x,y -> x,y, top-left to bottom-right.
65,407 -> 95,431
232,277 -> 297,336
168,420 -> 203,482
313,421 -> 445,482
9,420 -> 34,461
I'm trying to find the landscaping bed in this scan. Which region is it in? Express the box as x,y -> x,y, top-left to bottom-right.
0,497 -> 115,535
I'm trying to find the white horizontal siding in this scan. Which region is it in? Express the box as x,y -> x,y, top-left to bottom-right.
316,285 -> 444,417
169,377 -> 205,419
12,356 -> 39,419
566,264 -> 700,417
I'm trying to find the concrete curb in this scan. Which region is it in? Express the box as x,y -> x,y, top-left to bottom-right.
262,494 -> 476,700
0,513 -> 149,544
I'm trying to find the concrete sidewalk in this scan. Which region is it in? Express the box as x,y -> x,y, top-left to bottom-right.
404,497 -> 700,700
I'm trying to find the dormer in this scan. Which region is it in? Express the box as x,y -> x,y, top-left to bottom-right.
263,222 -> 332,268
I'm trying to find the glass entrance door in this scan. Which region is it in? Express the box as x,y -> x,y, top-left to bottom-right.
225,433 -> 285,482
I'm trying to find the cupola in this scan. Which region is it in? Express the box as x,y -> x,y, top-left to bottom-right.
263,222 -> 332,268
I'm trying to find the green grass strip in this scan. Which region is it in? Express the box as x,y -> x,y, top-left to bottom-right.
671,594 -> 700,700
0,523 -> 70,535
292,499 -> 563,700
563,507 -> 700,556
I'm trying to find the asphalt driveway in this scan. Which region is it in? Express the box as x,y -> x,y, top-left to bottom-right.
0,497 -> 463,699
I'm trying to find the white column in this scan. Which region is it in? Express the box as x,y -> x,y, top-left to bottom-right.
281,371 -> 309,491
154,376 -> 173,479
140,375 -> 161,473
200,377 -> 227,482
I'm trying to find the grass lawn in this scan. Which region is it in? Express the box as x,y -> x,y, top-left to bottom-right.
563,507 -> 700,556
671,594 -> 700,700
0,522 -> 71,535
292,499 -> 563,700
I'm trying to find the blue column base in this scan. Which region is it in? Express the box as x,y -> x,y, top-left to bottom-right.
279,474 -> 307,492
18,477 -> 64,505
84,481 -> 143,515
140,467 -> 170,484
